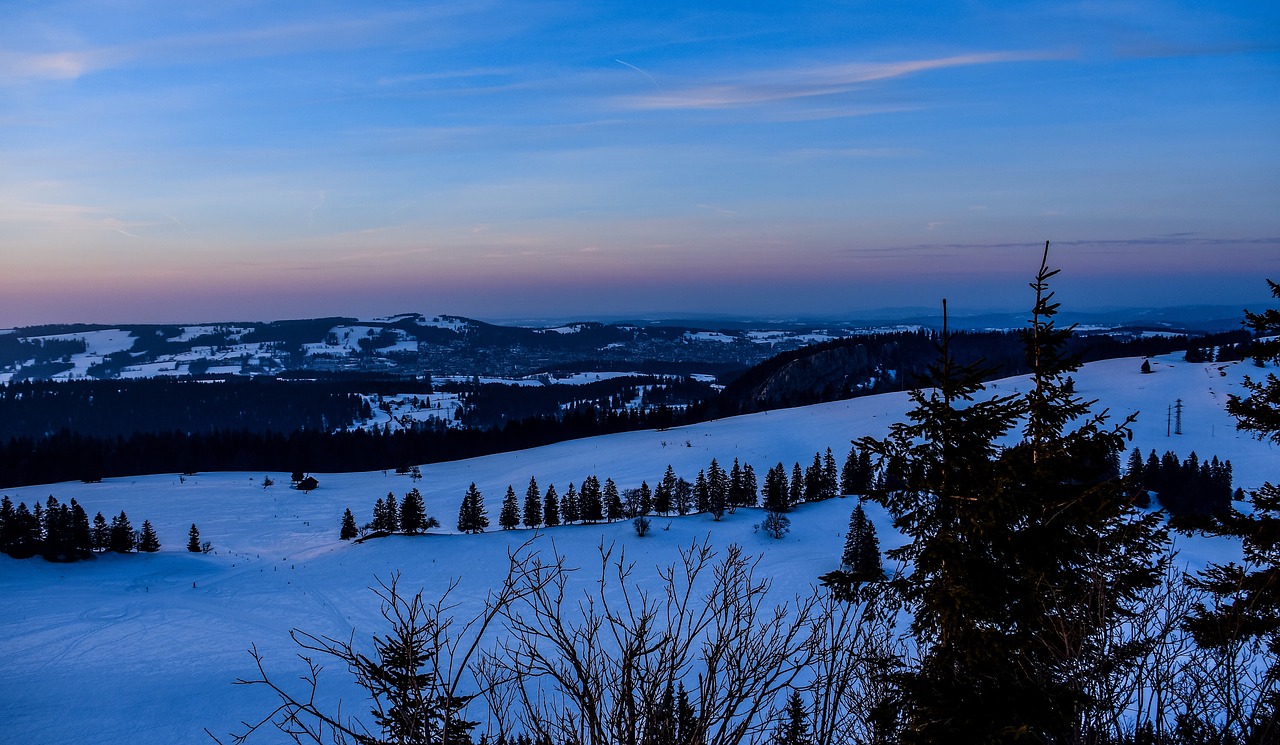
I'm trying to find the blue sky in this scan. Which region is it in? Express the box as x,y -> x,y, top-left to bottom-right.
1,1 -> 1277,325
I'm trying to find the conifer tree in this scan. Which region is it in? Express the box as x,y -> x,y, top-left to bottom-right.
499,485 -> 520,530
372,496 -> 389,532
729,458 -> 745,507
401,488 -> 427,534
70,500 -> 92,559
804,453 -> 824,502
856,245 -> 1168,741
741,463 -> 758,507
189,523 -> 203,551
673,477 -> 693,516
6,502 -> 39,558
656,465 -> 678,515
41,496 -> 71,562
523,477 -> 542,529
543,484 -> 560,527
138,520 -> 160,552
763,463 -> 790,513
694,470 -> 709,514
456,483 -> 488,534
773,689 -> 812,745
789,463 -> 803,507
561,482 -> 580,524
384,492 -> 400,533
707,459 -> 728,513
580,476 -> 603,523
822,448 -> 839,500
841,446 -> 861,495
653,477 -> 673,516
91,511 -> 109,552
1187,278 -> 1280,740
7,502 -> 40,559
110,511 -> 135,553
340,509 -> 359,540
603,478 -> 624,522
840,503 -> 882,581
0,496 -> 13,555
675,682 -> 698,745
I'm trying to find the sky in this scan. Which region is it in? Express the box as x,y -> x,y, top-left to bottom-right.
1,1 -> 1277,326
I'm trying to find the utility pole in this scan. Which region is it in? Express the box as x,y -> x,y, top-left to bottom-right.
1167,405 -> 1172,437
1175,398 -> 1183,435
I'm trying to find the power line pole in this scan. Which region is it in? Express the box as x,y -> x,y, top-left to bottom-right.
1175,398 -> 1183,435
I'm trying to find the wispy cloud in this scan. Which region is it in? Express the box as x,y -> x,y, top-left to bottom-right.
621,51 -> 1070,110
0,7 -> 485,85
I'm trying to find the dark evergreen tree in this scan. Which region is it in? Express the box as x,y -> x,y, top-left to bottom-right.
456,483 -> 488,534
70,500 -> 92,559
729,458 -> 745,507
707,459 -> 728,516
561,482 -> 580,524
91,511 -> 109,552
673,477 -> 693,516
7,502 -> 40,559
1186,279 -> 1280,742
372,496 -> 389,533
772,690 -> 811,745
763,463 -> 790,513
857,248 -> 1167,743
741,463 -> 758,507
138,519 -> 160,552
0,496 -> 12,555
841,446 -> 861,495
523,477 -> 542,529
655,465 -> 677,515
384,492 -> 400,533
1125,446 -> 1145,483
109,511 -> 135,553
499,485 -> 520,530
41,496 -> 72,562
580,476 -> 603,523
542,484 -> 560,527
339,508 -> 359,540
651,679 -> 677,745
188,523 -> 203,551
803,453 -> 823,503
840,503 -> 882,581
675,682 -> 698,745
789,463 -> 803,508
821,448 -> 839,500
401,488 -> 427,534
603,478 -> 624,522
694,470 -> 709,514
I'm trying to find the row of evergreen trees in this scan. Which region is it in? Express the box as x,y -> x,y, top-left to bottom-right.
1124,448 -> 1236,516
448,445 -> 880,537
340,488 -> 442,540
0,495 -> 160,561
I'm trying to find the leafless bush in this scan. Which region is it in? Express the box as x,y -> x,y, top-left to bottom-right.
480,538 -> 824,745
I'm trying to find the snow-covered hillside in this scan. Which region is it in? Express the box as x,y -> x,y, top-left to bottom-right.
0,352 -> 1273,744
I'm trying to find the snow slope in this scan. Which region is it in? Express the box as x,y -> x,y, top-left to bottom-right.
0,352 -> 1274,744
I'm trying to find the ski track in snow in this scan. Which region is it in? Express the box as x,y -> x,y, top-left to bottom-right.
1,352 -> 1274,744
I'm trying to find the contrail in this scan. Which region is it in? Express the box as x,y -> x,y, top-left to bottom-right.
616,59 -> 660,92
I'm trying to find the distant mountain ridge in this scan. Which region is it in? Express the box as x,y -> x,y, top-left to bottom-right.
0,306 -> 1244,383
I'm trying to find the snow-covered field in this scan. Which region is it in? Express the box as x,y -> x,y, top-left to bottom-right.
1,353 -> 1274,744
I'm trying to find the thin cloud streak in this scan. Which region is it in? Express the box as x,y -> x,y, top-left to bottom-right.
623,51 -> 1070,110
